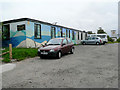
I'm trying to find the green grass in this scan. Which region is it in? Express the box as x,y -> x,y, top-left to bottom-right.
107,41 -> 119,44
2,48 -> 38,63
74,43 -> 82,46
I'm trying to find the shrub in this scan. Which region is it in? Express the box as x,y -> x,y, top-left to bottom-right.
109,38 -> 114,42
117,37 -> 120,42
2,58 -> 11,63
107,35 -> 114,42
2,48 -> 38,63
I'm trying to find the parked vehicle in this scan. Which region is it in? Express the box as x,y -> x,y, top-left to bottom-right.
89,34 -> 108,44
38,38 -> 74,59
81,37 -> 103,45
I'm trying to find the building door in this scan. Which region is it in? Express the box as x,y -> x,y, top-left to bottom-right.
51,27 -> 56,39
2,24 -> 10,40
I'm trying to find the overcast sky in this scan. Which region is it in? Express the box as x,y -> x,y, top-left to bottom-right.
0,0 -> 119,36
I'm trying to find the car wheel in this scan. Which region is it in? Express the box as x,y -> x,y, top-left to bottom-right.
82,42 -> 86,45
70,48 -> 74,54
57,51 -> 62,59
96,42 -> 100,45
40,56 -> 44,59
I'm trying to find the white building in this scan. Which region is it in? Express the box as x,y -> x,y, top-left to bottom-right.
111,30 -> 117,41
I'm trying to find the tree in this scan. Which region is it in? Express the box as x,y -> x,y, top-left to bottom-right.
87,31 -> 96,34
107,35 -> 114,42
97,27 -> 106,34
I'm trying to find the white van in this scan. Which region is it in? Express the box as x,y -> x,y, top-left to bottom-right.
89,34 -> 108,44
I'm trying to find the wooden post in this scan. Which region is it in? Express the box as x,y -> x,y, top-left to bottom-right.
9,44 -> 12,59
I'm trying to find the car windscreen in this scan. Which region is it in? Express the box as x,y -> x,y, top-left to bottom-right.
47,39 -> 62,45
97,35 -> 106,38
67,38 -> 72,44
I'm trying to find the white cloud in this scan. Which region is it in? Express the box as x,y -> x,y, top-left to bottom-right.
0,0 -> 119,3
0,0 -> 118,35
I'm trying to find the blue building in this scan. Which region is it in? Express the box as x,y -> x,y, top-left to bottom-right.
2,18 -> 87,48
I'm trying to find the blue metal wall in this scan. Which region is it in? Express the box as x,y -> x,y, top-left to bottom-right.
2,20 -> 83,47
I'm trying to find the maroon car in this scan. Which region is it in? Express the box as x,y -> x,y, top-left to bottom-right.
38,38 -> 74,59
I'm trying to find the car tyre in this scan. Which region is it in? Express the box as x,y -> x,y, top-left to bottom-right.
40,55 -> 44,59
70,48 -> 74,54
57,51 -> 62,59
82,42 -> 86,45
103,42 -> 105,45
96,42 -> 100,45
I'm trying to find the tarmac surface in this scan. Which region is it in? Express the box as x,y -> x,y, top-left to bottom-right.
2,44 -> 118,88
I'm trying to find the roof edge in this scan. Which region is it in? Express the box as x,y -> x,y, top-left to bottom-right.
2,18 -> 85,32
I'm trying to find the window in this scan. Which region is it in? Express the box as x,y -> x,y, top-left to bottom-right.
17,24 -> 25,31
63,39 -> 67,45
69,30 -> 70,38
97,35 -> 106,38
86,37 -> 91,40
51,27 -> 56,38
81,32 -> 83,40
66,29 -> 68,37
47,39 -> 62,45
88,37 -> 91,40
72,31 -> 75,40
78,32 -> 79,40
85,37 -> 88,40
92,37 -> 95,40
34,24 -> 41,39
60,28 -> 63,37
85,33 -> 87,37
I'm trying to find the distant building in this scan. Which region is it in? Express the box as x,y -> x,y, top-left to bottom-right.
111,30 -> 117,41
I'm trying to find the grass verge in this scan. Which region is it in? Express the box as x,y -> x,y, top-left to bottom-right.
107,41 -> 119,44
2,48 -> 38,63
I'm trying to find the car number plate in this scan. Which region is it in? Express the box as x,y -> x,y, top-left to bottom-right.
41,52 -> 48,55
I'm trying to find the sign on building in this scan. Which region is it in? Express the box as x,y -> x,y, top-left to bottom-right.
111,30 -> 117,37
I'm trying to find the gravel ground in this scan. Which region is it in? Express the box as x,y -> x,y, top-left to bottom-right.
2,44 -> 118,88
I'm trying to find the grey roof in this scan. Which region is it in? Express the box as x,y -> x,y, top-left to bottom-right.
2,18 -> 87,33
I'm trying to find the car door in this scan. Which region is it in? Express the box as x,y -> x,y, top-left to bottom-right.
61,39 -> 68,54
87,37 -> 92,44
91,37 -> 96,44
67,38 -> 73,52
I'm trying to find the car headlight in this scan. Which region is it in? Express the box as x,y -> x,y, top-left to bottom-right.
50,49 -> 55,52
38,48 -> 40,52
